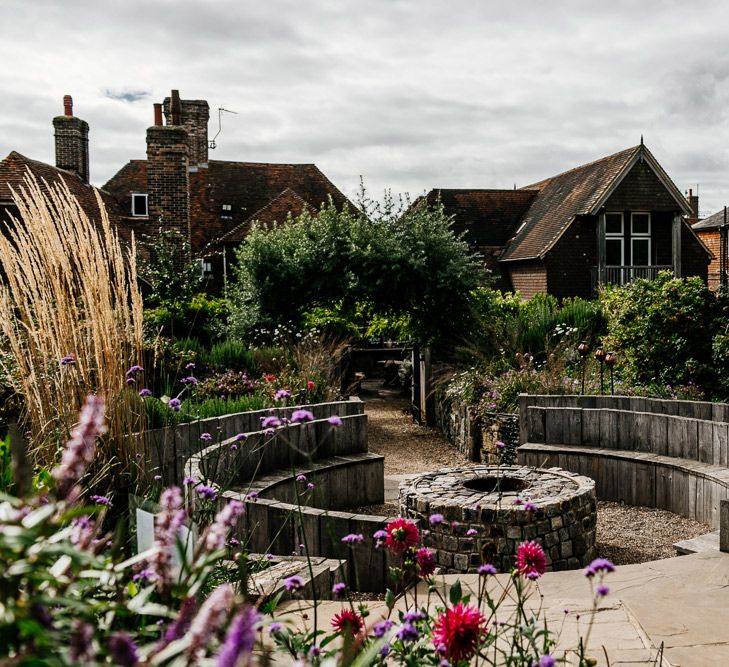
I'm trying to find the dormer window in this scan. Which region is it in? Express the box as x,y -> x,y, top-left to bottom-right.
131,193 -> 148,217
220,203 -> 232,219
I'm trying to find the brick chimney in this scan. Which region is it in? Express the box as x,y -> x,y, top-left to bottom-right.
687,188 -> 700,224
146,99 -> 191,265
53,95 -> 90,183
163,90 -> 210,167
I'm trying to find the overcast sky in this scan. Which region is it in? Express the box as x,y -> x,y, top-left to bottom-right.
2,0 -> 729,215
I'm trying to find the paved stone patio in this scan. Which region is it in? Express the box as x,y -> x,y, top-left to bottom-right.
278,550 -> 729,666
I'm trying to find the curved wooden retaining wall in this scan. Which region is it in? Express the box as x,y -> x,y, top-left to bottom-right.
186,408 -> 399,592
517,394 -> 729,529
144,399 -> 365,483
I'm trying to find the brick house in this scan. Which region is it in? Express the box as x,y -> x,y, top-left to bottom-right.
692,207 -> 728,289
103,90 -> 351,292
426,143 -> 711,299
0,96 -> 135,244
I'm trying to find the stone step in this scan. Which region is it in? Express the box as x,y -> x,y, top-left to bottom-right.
674,531 -> 720,555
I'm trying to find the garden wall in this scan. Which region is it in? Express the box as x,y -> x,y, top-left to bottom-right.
185,412 -> 400,593
144,399 -> 365,483
518,394 -> 729,528
434,393 -> 518,462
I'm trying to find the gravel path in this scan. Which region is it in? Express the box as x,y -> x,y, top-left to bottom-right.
360,381 -> 712,565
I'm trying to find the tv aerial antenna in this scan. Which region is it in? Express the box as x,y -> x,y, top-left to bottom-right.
209,107 -> 238,149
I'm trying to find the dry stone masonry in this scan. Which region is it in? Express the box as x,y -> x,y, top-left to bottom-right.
399,465 -> 597,574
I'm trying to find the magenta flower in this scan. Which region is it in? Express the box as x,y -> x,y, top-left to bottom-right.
327,415 -> 343,426
291,409 -> 315,423
415,547 -> 436,577
516,541 -> 547,579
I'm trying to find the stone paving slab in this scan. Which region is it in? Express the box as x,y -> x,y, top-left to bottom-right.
276,551 -> 729,665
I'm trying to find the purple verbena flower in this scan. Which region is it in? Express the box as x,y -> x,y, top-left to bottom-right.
584,558 -> 616,578
235,433 -> 248,441
291,409 -> 315,423
524,501 -> 538,512
332,582 -> 347,596
200,432 -> 213,442
328,415 -> 343,427
61,354 -> 76,366
396,622 -> 419,642
429,514 -> 445,525
261,416 -> 281,429
403,610 -> 426,623
466,528 -> 478,536
596,584 -> 610,597
296,474 -> 307,482
284,575 -> 304,592
196,485 -> 218,501
183,475 -> 195,485
341,533 -> 364,545
89,494 -> 111,506
306,482 -> 315,491
138,388 -> 152,397
246,491 -> 258,501
153,475 -> 162,481
479,563 -> 497,576
126,365 -> 144,376
168,398 -> 181,411
373,619 -> 393,637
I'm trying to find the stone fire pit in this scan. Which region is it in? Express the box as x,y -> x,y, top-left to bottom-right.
399,465 -> 597,574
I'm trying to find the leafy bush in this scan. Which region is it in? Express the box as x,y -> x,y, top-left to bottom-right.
600,273 -> 729,394
201,340 -> 257,372
228,193 -> 484,346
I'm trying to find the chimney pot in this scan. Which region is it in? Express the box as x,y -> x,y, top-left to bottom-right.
63,95 -> 73,116
153,103 -> 163,126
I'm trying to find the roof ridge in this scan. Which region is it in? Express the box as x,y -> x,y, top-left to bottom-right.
521,145 -> 641,191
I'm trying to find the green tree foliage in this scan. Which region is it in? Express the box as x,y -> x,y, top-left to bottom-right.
228,193 -> 485,345
600,272 -> 729,394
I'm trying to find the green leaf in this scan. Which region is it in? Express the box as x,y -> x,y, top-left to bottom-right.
449,580 -> 462,606
385,588 -> 395,610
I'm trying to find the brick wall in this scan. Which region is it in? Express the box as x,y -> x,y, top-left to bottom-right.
508,261 -> 547,298
696,229 -> 721,289
163,97 -> 210,166
53,115 -> 89,183
146,125 -> 190,263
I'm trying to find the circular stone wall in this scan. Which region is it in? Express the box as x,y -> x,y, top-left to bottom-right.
399,465 -> 597,574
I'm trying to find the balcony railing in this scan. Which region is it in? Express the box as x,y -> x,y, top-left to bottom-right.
591,265 -> 673,292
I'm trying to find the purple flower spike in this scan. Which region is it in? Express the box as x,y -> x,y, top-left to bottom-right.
89,494 -> 111,507
291,409 -> 315,423
216,605 -> 260,667
108,632 -> 139,667
138,388 -> 152,397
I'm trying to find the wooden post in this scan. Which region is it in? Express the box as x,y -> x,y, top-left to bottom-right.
419,347 -> 434,426
597,212 -> 606,285
411,346 -> 420,423
672,214 -> 682,278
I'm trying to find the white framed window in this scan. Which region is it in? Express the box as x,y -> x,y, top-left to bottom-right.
605,212 -> 624,266
630,212 -> 651,266
131,193 -> 148,217
198,258 -> 213,279
220,203 -> 232,219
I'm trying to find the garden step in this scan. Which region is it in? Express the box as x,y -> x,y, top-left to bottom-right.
674,531 -> 719,555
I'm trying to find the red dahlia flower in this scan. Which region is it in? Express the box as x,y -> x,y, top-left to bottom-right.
415,547 -> 436,577
515,540 -> 547,579
384,518 -> 420,554
331,609 -> 363,636
432,602 -> 488,663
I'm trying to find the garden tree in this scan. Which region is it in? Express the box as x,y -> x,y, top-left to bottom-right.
227,192 -> 486,346
600,272 -> 729,396
138,229 -> 227,342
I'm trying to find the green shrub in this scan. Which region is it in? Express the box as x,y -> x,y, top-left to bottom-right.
202,340 -> 257,372
600,272 -> 727,394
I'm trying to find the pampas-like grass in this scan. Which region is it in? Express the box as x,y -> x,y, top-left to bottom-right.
0,172 -> 144,489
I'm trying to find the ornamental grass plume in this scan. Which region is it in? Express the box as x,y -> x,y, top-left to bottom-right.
0,174 -> 144,487
431,602 -> 488,664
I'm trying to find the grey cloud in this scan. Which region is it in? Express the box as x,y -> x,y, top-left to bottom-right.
104,89 -> 150,103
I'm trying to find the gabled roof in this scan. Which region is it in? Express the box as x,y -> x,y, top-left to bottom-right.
0,151 -> 133,242
501,144 -> 693,261
423,189 -> 538,248
103,159 -> 351,254
693,208 -> 729,231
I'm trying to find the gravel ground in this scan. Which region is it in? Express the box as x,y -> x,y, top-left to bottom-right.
360,381 -> 712,565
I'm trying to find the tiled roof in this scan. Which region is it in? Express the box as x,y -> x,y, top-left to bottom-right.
424,189 -> 538,248
693,208 -> 729,231
0,151 -> 133,242
103,159 -> 351,254
501,146 -> 642,261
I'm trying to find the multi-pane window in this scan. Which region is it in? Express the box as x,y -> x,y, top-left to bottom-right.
131,193 -> 148,217
605,212 -> 624,266
631,212 -> 651,266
